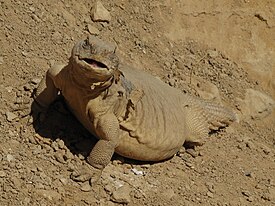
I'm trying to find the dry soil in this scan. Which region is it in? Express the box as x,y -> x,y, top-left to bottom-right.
0,0 -> 275,206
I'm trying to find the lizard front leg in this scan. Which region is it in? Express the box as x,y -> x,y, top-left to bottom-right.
32,65 -> 64,123
71,113 -> 120,185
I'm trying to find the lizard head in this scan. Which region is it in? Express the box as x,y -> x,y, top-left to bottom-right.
71,35 -> 120,82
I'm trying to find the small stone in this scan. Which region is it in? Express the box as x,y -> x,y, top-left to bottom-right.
80,182 -> 92,192
5,86 -> 13,93
207,191 -> 214,198
168,79 -> 176,87
29,6 -> 35,12
23,84 -> 32,91
185,162 -> 194,168
6,111 -> 18,122
131,168 -> 144,176
54,150 -> 66,163
262,145 -> 271,155
23,197 -> 31,204
51,141 -> 59,151
78,153 -> 85,160
0,56 -> 3,64
64,150 -> 74,161
59,178 -> 68,185
111,185 -> 132,204
207,49 -> 219,58
31,78 -> 41,85
164,188 -> 175,199
91,1 -> 111,22
11,176 -> 22,188
49,59 -> 55,67
242,190 -> 251,197
247,196 -> 254,202
21,51 -> 28,57
0,171 -> 6,177
87,24 -> 100,35
7,154 -> 14,162
175,61 -> 185,70
186,148 -> 198,158
104,184 -> 115,194
205,182 -> 215,193
244,171 -> 255,178
31,14 -> 40,22
57,139 -> 65,149
140,164 -> 150,169
164,61 -> 171,68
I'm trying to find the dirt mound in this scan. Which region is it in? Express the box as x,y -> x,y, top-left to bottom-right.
0,0 -> 274,205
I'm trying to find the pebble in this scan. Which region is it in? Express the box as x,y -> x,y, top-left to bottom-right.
207,191 -> 214,198
6,111 -> 18,122
57,139 -> 65,149
51,141 -> 59,151
185,162 -> 194,168
242,190 -> 251,198
7,154 -> 14,162
131,168 -> 144,176
59,178 -> 68,185
104,183 -> 115,194
5,86 -> 13,93
164,188 -> 175,199
207,49 -> 219,58
30,78 -> 41,85
64,150 -> 74,161
186,148 -> 198,158
0,171 -> 6,177
87,24 -> 100,35
111,185 -> 132,204
205,182 -> 215,193
11,176 -> 22,188
54,150 -> 66,164
168,79 -> 176,87
244,171 -> 255,178
0,56 -> 3,64
91,1 -> 111,22
80,182 -> 92,192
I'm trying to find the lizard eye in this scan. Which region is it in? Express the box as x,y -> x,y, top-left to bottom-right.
82,39 -> 90,49
118,91 -> 123,97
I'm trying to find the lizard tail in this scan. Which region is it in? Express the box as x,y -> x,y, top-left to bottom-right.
200,101 -> 238,131
184,97 -> 238,146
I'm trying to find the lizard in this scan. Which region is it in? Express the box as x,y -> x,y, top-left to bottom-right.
32,35 -> 237,183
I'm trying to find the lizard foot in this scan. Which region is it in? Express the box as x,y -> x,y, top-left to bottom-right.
30,101 -> 48,128
71,165 -> 102,186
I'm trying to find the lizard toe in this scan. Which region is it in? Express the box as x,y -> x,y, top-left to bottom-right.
71,165 -> 102,185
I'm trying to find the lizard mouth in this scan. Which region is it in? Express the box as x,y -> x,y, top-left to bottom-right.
81,58 -> 108,69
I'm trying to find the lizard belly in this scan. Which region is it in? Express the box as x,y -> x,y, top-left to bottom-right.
117,95 -> 187,161
116,68 -> 188,161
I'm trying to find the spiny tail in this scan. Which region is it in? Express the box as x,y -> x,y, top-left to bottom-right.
184,95 -> 238,146
198,100 -> 238,131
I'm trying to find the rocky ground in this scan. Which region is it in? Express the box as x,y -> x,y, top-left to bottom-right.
0,0 -> 275,205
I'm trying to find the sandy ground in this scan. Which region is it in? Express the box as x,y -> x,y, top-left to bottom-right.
0,0 -> 275,205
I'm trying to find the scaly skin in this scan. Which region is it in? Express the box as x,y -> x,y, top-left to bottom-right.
33,35 -> 237,183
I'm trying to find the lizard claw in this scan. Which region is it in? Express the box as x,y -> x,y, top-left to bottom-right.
71,165 -> 102,185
